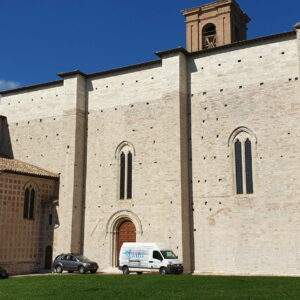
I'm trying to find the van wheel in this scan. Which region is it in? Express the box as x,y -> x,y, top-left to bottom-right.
122,266 -> 129,275
137,272 -> 143,275
159,267 -> 167,275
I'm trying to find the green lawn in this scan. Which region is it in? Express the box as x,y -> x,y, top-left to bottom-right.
1,274 -> 300,300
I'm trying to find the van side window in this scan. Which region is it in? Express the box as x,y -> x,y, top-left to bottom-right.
153,251 -> 163,261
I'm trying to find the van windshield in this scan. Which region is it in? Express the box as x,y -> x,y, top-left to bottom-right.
161,250 -> 178,259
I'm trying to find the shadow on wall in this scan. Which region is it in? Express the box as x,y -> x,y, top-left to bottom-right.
39,181 -> 60,272
0,116 -> 13,158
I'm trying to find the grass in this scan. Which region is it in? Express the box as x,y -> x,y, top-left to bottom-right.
0,274 -> 300,300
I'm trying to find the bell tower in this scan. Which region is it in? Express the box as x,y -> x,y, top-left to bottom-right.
181,0 -> 250,52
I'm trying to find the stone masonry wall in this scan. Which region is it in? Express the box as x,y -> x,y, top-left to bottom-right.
190,35 -> 300,275
83,60 -> 192,271
0,172 -> 58,274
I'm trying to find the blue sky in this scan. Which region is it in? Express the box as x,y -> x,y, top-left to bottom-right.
0,0 -> 299,90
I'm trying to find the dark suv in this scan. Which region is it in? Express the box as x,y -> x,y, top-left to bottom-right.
53,254 -> 98,274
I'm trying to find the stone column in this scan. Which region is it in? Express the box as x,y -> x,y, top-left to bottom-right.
56,71 -> 87,254
156,48 -> 193,273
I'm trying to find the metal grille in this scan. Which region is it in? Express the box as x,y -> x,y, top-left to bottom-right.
204,34 -> 217,49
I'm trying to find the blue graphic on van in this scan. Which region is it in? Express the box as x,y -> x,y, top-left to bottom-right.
124,250 -> 146,259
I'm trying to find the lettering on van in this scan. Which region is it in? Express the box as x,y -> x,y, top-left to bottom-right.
124,250 -> 147,259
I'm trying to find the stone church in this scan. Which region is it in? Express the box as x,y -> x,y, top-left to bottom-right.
1,0 -> 300,276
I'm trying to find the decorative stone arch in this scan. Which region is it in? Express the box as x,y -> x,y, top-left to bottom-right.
114,141 -> 136,159
227,126 -> 257,147
105,210 -> 143,267
22,180 -> 40,192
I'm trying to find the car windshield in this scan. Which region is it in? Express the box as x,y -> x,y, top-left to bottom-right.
161,250 -> 178,259
75,255 -> 91,262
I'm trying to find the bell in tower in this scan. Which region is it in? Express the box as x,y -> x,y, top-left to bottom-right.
181,0 -> 251,52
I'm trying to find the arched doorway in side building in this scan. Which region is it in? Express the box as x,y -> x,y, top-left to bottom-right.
44,245 -> 53,269
116,220 -> 136,266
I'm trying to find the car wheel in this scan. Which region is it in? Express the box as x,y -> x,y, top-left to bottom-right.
137,272 -> 143,275
122,266 -> 129,275
68,271 -> 74,273
55,265 -> 63,273
159,267 -> 167,275
79,266 -> 86,274
90,270 -> 97,274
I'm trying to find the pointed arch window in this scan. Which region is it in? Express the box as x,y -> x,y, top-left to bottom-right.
23,185 -> 36,219
231,129 -> 255,195
117,143 -> 134,200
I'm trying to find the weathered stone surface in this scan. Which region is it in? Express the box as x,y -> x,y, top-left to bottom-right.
0,0 -> 299,276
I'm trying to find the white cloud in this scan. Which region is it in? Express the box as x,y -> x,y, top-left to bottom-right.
0,79 -> 21,90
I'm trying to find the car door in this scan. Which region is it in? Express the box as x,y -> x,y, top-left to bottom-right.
61,255 -> 71,270
152,251 -> 163,269
69,255 -> 78,270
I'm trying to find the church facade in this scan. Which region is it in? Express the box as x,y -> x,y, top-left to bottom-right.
1,0 -> 300,275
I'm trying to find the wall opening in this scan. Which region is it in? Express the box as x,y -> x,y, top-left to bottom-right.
113,219 -> 136,266
202,23 -> 216,49
44,245 -> 53,269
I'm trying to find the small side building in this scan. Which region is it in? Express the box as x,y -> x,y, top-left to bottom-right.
0,157 -> 59,274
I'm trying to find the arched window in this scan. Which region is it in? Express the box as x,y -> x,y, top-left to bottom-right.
23,185 -> 36,219
116,142 -> 135,200
203,23 -> 217,49
229,128 -> 256,195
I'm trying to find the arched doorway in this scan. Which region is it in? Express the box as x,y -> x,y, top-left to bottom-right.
44,245 -> 53,269
116,220 -> 136,265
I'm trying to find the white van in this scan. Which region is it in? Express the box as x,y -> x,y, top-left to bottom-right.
119,242 -> 183,275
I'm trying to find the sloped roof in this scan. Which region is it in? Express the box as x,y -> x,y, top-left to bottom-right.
0,157 -> 59,180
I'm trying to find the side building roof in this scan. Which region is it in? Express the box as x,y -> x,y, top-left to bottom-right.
0,157 -> 60,180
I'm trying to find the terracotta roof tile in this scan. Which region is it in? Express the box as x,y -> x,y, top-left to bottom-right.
0,158 -> 59,179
